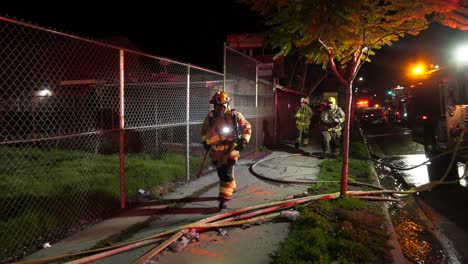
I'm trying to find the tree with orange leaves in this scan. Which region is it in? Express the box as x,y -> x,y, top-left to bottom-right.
242,0 -> 467,196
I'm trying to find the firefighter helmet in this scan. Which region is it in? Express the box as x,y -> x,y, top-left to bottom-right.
210,91 -> 230,104
300,97 -> 309,104
327,96 -> 337,105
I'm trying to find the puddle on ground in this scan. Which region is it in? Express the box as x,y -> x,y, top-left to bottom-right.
376,155 -> 466,189
374,155 -> 455,263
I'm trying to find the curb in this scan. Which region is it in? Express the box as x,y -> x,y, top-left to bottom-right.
360,128 -> 407,263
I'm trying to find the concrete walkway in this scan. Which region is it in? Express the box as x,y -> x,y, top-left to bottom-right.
23,140 -> 404,263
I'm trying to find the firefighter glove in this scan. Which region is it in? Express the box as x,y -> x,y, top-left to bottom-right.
235,138 -> 248,151
202,141 -> 210,151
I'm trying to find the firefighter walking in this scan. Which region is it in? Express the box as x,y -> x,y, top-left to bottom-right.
294,97 -> 313,148
320,96 -> 345,157
202,91 -> 252,210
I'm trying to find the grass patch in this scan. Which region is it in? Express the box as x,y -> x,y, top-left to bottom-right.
273,131 -> 393,263
257,145 -> 269,152
349,133 -> 369,160
317,157 -> 372,184
0,148 -> 201,198
306,130 -> 373,195
0,146 -> 201,259
274,198 -> 392,264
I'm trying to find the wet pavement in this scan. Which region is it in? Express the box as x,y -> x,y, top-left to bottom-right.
365,124 -> 468,263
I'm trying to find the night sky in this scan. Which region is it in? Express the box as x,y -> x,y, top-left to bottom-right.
1,1 -> 466,100
0,1 -> 266,72
361,24 -> 467,99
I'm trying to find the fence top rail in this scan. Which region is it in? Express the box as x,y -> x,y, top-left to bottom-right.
0,15 -> 223,75
225,44 -> 263,64
189,65 -> 223,76
278,87 -> 308,96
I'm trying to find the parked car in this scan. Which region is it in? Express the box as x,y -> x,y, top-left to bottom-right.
388,110 -> 402,123
358,107 -> 388,126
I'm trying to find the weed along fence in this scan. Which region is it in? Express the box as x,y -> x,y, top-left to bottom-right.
0,16 -> 275,262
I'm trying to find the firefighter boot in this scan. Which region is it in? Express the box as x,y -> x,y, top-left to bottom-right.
294,142 -> 299,149
219,200 -> 227,210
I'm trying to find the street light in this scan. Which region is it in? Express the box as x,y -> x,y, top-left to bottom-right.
359,77 -> 363,81
412,65 -> 425,75
34,88 -> 52,97
454,44 -> 468,65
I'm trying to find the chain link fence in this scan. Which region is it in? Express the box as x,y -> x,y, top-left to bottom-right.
224,46 -> 275,153
0,17 -> 274,262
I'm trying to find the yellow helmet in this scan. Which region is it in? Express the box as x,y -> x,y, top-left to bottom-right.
326,96 -> 337,105
300,97 -> 309,104
210,91 -> 230,104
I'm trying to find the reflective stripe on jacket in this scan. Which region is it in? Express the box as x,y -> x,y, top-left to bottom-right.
201,108 -> 252,147
320,107 -> 345,132
295,105 -> 313,126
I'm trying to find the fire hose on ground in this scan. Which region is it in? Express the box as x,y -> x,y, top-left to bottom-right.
15,192 -> 342,264
16,130 -> 467,264
366,126 -> 468,194
16,184 -> 405,264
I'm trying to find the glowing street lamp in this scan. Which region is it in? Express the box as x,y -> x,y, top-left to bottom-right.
454,44 -> 468,64
412,65 -> 425,75
37,89 -> 52,97
34,88 -> 52,97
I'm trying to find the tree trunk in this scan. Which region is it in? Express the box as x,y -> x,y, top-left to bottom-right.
340,80 -> 353,197
325,51 -> 361,198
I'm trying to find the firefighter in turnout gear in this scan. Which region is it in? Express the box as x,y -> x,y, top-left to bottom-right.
294,97 -> 313,148
320,96 -> 345,157
201,91 -> 252,210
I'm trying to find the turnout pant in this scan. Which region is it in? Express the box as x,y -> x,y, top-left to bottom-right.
321,130 -> 341,154
210,147 -> 240,202
296,124 -> 310,145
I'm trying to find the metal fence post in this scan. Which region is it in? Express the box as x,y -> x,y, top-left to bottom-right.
119,49 -> 126,209
223,42 -> 226,91
255,62 -> 259,152
186,65 -> 191,181
274,90 -> 278,145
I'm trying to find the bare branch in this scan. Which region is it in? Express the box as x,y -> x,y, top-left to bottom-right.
353,49 -> 370,81
318,38 -> 333,56
348,48 -> 364,83
328,56 -> 348,85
